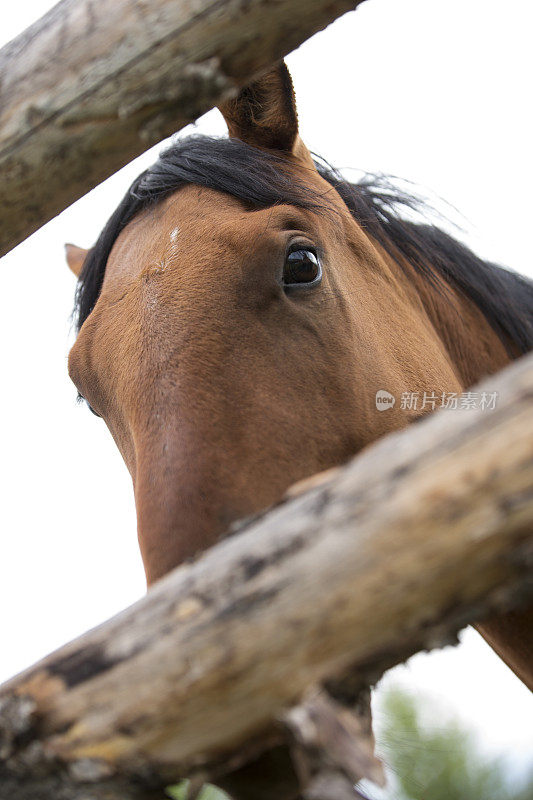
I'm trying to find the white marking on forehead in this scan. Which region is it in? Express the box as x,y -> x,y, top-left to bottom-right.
170,226 -> 180,243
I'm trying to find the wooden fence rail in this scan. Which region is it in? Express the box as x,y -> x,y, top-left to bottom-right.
1,352 -> 533,800
0,0 -> 363,257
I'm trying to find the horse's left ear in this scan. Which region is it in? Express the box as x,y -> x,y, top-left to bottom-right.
65,243 -> 89,277
219,62 -> 307,158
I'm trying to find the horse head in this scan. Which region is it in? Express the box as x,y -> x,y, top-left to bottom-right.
67,63 -> 512,585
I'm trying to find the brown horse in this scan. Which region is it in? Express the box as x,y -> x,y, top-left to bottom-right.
66,63 -> 533,692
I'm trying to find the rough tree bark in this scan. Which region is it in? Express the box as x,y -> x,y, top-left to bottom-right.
0,0 -> 364,256
1,353 -> 533,799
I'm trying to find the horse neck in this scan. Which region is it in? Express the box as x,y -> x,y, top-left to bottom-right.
405,261 -> 513,386
403,256 -> 533,691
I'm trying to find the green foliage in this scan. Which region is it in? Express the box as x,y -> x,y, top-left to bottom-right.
165,781 -> 230,800
165,782 -> 189,800
377,687 -> 533,800
196,787 -> 231,800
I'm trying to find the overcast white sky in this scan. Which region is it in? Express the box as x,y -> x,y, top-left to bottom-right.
1,0 -> 532,792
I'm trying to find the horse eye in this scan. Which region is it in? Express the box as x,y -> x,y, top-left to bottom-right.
283,247 -> 322,288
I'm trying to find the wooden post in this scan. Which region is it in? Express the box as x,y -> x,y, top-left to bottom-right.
1,353 -> 533,799
0,0 -> 363,256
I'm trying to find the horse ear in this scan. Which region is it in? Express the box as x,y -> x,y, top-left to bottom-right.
65,243 -> 89,277
219,62 -> 301,154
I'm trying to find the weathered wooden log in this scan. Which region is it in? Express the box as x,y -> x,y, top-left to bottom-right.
0,0 -> 363,256
1,352 -> 533,800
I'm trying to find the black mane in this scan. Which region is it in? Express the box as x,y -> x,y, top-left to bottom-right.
75,135 -> 533,354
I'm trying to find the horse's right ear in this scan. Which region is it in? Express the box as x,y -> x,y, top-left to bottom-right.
219,62 -> 302,155
65,243 -> 89,277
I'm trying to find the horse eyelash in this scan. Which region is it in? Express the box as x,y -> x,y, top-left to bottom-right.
76,392 -> 101,418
